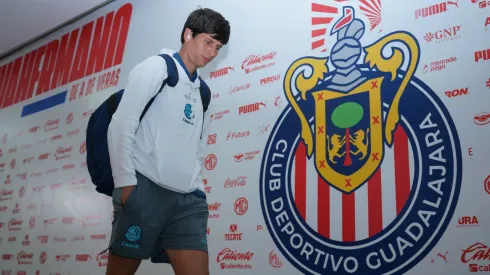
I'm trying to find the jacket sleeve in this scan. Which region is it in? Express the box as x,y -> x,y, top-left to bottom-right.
197,101 -> 212,170
107,56 -> 168,188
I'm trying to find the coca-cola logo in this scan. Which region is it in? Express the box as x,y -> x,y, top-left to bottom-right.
217,248 -> 254,262
224,176 -> 247,188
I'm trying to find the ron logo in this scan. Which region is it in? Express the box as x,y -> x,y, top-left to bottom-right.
260,5 -> 462,275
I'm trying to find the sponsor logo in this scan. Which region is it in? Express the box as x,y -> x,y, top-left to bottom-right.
205,154 -> 217,170
217,248 -> 253,269
44,119 -> 59,132
75,254 -> 92,262
269,250 -> 284,268
234,198 -> 249,215
55,146 -> 72,160
208,202 -> 221,219
210,109 -> 230,121
239,102 -> 266,115
233,150 -> 261,162
0,189 -> 13,201
424,26 -> 462,44
260,74 -> 281,86
39,251 -> 47,264
22,235 -> 30,246
415,1 -> 458,19
445,87 -> 468,98
485,175 -> 490,195
228,83 -> 251,95
66,112 -> 74,124
50,134 -> 62,141
461,242 -> 490,272
207,134 -> 217,145
210,66 -> 234,79
457,216 -> 479,227
474,112 -> 490,125
81,215 -> 101,227
225,176 -> 247,188
475,48 -> 490,62
224,224 -> 242,241
226,131 -> 250,141
471,0 -> 490,8
16,251 -> 33,265
242,52 -> 276,74
56,254 -> 70,262
37,236 -> 49,244
260,6 -> 462,275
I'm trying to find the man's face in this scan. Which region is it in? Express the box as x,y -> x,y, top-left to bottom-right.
188,33 -> 223,68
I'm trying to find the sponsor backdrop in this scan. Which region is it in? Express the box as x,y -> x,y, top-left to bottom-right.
0,0 -> 489,274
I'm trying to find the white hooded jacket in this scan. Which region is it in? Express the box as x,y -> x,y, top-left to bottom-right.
107,48 -> 210,194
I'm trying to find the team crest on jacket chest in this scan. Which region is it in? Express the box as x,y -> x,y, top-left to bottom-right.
260,6 -> 462,275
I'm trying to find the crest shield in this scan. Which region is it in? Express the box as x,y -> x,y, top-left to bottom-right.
313,76 -> 384,193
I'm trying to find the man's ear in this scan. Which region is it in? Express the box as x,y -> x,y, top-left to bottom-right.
185,28 -> 193,41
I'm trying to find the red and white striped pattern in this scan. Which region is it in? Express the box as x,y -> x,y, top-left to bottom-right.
291,120 -> 414,242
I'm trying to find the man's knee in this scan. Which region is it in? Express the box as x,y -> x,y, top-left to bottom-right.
106,251 -> 142,275
165,249 -> 209,275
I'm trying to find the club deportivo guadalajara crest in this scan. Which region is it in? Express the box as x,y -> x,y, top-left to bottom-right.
260,4 -> 462,275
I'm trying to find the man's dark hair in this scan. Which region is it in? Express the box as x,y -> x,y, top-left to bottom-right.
181,7 -> 230,45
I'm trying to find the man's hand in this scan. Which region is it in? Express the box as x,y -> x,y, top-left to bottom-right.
121,185 -> 136,207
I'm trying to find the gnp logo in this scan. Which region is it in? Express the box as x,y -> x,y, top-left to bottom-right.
260,5 -> 462,275
424,26 -> 462,44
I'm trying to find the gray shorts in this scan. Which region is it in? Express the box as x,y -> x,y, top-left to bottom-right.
106,171 -> 208,263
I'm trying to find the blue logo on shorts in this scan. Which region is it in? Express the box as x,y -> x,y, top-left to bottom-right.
201,238 -> 207,245
125,225 -> 141,242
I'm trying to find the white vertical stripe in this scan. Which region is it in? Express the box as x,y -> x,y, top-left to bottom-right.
381,143 -> 397,229
329,187 -> 343,241
408,140 -> 415,189
355,183 -> 369,240
291,157 -> 296,200
306,156 -> 318,231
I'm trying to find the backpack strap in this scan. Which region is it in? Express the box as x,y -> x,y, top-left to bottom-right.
198,76 -> 211,113
139,54 -> 179,121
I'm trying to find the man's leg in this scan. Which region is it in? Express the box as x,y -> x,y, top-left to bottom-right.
106,252 -> 142,275
150,189 -> 209,275
165,249 -> 209,275
105,174 -> 165,275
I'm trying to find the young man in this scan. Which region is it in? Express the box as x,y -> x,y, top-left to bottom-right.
104,7 -> 230,275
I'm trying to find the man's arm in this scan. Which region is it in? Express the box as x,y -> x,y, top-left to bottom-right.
107,56 -> 168,189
